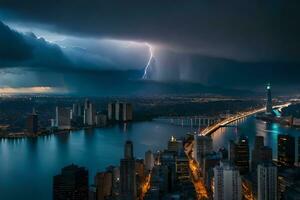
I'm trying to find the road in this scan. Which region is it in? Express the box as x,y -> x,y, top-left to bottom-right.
201,103 -> 291,135
185,141 -> 209,200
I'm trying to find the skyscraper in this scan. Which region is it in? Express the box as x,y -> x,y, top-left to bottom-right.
257,162 -> 277,200
167,136 -> 183,155
193,135 -> 213,165
213,162 -> 242,200
120,141 -> 136,200
94,171 -> 113,200
145,150 -> 154,171
278,134 -> 295,166
266,83 -> 273,114
108,103 -> 116,121
56,107 -> 71,130
53,164 -> 89,200
229,136 -> 250,175
26,109 -> 38,135
84,99 -> 95,126
252,136 -> 272,170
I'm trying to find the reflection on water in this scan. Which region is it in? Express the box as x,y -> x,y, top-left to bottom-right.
0,122 -> 190,200
0,117 -> 299,200
211,116 -> 300,159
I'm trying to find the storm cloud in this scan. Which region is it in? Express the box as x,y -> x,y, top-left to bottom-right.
0,1 -> 300,94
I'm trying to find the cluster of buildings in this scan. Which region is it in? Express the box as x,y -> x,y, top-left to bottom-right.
192,133 -> 300,200
25,99 -> 133,135
52,135 -> 198,200
55,100 -> 133,130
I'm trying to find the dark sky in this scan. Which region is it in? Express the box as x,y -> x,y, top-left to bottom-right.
0,0 -> 299,95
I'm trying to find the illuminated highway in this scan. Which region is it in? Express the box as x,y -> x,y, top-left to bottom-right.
184,141 -> 209,200
140,173 -> 151,200
201,103 -> 291,136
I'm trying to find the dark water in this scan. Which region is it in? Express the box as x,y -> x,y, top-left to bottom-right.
0,117 -> 299,200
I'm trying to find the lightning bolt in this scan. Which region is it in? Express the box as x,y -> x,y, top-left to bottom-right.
142,43 -> 153,79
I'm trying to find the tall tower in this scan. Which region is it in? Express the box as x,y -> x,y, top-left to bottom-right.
120,141 -> 136,200
266,83 -> 273,114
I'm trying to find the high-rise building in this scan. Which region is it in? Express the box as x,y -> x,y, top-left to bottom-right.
252,136 -> 272,170
108,103 -> 116,121
167,136 -> 183,156
295,137 -> 300,166
229,136 -> 250,175
56,107 -> 71,130
257,162 -> 277,200
120,141 -> 136,200
26,109 -> 38,135
53,164 -> 89,200
145,150 -> 154,171
194,135 -> 213,165
114,102 -> 133,122
94,171 -> 113,200
278,134 -> 295,166
266,83 -> 273,114
84,99 -> 95,126
213,162 -> 242,200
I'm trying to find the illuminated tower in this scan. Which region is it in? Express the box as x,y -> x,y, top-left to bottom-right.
266,83 -> 273,114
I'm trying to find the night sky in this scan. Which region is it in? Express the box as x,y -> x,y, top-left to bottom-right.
0,1 -> 300,95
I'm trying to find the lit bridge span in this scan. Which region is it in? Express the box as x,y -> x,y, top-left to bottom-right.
201,103 -> 291,136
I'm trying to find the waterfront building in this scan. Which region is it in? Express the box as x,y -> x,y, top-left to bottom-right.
95,113 -> 107,127
266,83 -> 273,115
278,134 -> 295,167
108,103 -> 116,121
53,164 -> 89,200
115,102 -> 133,122
84,99 -> 95,126
94,171 -> 113,200
120,141 -> 136,200
193,135 -> 213,165
229,136 -> 250,175
145,150 -> 154,171
56,106 -> 71,130
26,109 -> 38,135
257,162 -> 277,200
213,162 -> 242,200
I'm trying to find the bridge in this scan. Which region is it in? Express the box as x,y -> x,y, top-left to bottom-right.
201,103 -> 291,136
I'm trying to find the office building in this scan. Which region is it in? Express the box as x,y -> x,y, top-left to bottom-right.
167,136 -> 183,155
145,150 -> 154,171
252,136 -> 272,170
53,164 -> 89,200
266,83 -> 273,114
257,162 -> 277,200
120,141 -> 136,200
203,153 -> 221,189
278,134 -> 295,166
56,106 -> 71,130
26,109 -> 38,135
113,102 -> 133,122
94,171 -> 113,200
229,136 -> 250,175
194,135 -> 213,165
84,99 -> 95,126
213,162 -> 242,200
